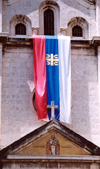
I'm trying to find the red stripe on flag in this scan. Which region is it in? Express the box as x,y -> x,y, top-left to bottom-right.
33,35 -> 48,120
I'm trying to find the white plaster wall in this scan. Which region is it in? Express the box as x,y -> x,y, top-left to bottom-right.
2,0 -> 96,39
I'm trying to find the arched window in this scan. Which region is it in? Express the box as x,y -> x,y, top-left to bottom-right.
72,25 -> 82,37
44,9 -> 54,35
15,23 -> 26,35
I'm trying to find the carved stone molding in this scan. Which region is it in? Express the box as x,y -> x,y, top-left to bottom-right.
39,0 -> 60,35
67,17 -> 89,39
40,0 -> 58,7
9,15 -> 32,36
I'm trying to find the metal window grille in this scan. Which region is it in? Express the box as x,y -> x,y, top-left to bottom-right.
72,25 -> 82,37
15,23 -> 26,35
44,9 -> 54,35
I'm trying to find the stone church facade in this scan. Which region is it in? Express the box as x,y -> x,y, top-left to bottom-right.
0,0 -> 100,168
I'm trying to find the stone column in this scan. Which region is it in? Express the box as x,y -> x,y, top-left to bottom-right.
0,43 -> 2,149
98,46 -> 100,107
90,163 -> 99,169
0,0 -> 2,32
96,0 -> 100,35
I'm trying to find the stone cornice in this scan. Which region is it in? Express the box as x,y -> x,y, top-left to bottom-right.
0,34 -> 98,49
84,0 -> 95,4
0,36 -> 92,48
1,155 -> 100,163
91,36 -> 100,47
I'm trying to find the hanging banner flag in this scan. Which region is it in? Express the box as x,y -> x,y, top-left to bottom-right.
45,36 -> 60,121
33,35 -> 71,123
58,36 -> 71,123
33,36 -> 48,120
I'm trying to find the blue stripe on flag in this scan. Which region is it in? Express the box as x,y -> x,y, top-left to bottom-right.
45,36 -> 60,120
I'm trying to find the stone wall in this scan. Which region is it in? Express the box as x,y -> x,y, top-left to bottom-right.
1,46 -> 46,148
71,47 -> 99,146
2,0 -> 96,39
2,162 -> 100,169
1,162 -> 91,169
1,44 -> 100,148
1,0 -> 100,149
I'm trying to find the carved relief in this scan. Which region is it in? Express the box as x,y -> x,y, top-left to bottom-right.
40,0 -> 58,7
46,134 -> 60,155
45,0 -> 57,5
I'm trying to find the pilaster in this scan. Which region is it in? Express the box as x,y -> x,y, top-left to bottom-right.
96,0 -> 100,35
90,163 -> 99,169
0,0 -> 2,32
0,43 -> 2,149
97,46 -> 100,108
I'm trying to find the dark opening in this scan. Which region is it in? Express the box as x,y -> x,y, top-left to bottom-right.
33,92 -> 51,112
15,23 -> 26,35
72,25 -> 82,37
33,91 -> 37,112
44,9 -> 54,35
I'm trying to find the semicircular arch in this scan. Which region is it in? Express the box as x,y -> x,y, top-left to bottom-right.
9,14 -> 32,36
67,17 -> 89,39
39,0 -> 60,35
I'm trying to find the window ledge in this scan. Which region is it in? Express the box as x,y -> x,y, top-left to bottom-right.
72,37 -> 84,40
15,35 -> 27,38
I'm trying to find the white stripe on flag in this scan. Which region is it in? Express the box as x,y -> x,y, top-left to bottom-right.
58,36 -> 71,123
